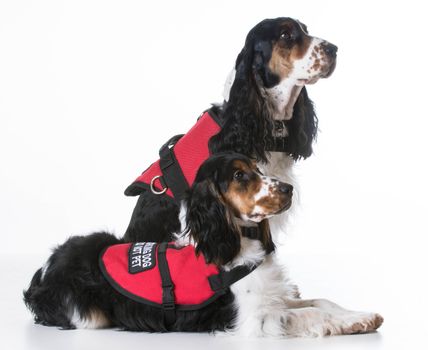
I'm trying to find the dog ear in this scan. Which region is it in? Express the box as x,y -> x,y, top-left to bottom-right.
210,41 -> 274,163
258,219 -> 275,254
184,174 -> 241,266
296,20 -> 308,34
285,86 -> 318,160
252,41 -> 280,88
234,45 -> 253,85
235,40 -> 279,89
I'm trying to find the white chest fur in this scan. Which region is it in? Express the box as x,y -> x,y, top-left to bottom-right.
258,152 -> 297,241
229,254 -> 299,337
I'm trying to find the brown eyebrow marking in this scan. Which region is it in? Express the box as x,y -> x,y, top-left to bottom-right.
233,159 -> 258,170
268,20 -> 312,80
232,160 -> 251,172
223,161 -> 261,215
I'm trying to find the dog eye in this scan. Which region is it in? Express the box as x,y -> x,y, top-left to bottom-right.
280,32 -> 292,41
234,170 -> 244,180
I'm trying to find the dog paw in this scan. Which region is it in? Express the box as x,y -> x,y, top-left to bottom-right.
341,312 -> 384,334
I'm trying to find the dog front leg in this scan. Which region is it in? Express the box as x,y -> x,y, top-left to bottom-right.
282,298 -> 383,337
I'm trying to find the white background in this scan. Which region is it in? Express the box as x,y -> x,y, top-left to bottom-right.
1,0 -> 427,349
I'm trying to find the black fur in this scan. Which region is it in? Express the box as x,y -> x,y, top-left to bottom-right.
125,194 -> 180,243
23,232 -> 236,332
24,232 -> 121,330
185,153 -> 248,265
24,153 -> 268,332
123,18 -> 319,244
281,87 -> 318,160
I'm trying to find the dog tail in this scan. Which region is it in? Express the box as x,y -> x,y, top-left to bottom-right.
23,265 -> 74,329
23,267 -> 43,313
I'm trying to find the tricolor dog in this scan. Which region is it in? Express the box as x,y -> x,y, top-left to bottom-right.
24,153 -> 383,336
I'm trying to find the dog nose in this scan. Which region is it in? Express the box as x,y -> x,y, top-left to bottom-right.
278,182 -> 293,195
321,42 -> 338,57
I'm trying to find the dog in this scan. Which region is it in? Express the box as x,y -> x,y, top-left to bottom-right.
23,153 -> 290,332
24,153 -> 383,336
124,17 -> 337,245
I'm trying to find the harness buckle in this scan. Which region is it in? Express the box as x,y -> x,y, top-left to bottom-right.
163,301 -> 176,310
150,175 -> 168,195
162,284 -> 175,310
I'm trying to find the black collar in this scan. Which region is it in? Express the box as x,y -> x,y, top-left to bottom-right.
273,120 -> 287,134
241,226 -> 275,254
265,119 -> 289,153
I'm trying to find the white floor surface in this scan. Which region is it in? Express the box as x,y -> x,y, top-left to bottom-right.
3,251 -> 426,350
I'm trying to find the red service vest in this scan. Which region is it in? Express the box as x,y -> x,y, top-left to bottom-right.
99,242 -> 257,312
100,242 -> 222,310
124,110 -> 222,201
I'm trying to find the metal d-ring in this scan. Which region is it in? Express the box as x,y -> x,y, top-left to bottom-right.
150,175 -> 167,195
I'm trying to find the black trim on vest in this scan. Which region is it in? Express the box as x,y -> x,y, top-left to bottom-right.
159,134 -> 189,204
202,106 -> 225,128
124,182 -> 177,203
157,242 -> 176,326
208,264 -> 259,292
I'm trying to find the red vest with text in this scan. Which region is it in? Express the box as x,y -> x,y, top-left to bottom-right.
99,242 -> 256,310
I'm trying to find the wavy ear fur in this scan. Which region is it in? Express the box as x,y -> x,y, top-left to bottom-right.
209,40 -> 274,163
184,177 -> 241,266
285,86 -> 318,160
258,219 -> 275,254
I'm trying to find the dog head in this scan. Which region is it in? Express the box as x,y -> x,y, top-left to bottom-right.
217,18 -> 337,161
234,17 -> 337,88
184,152 -> 292,264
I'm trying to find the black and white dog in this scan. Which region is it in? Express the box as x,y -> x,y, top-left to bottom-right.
124,17 -> 337,245
24,153 -> 383,336
24,153 -> 289,332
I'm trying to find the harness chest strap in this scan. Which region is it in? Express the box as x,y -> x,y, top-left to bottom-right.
207,264 -> 259,291
157,243 -> 176,325
156,242 -> 258,325
158,134 -> 188,200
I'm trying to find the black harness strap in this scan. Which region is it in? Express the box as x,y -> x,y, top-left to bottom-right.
157,243 -> 176,326
241,226 -> 275,254
158,134 -> 189,203
207,264 -> 259,292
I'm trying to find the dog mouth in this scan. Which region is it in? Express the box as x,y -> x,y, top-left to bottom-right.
245,200 -> 292,222
321,59 -> 336,78
298,77 -> 320,85
297,59 -> 337,85
274,200 -> 292,215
